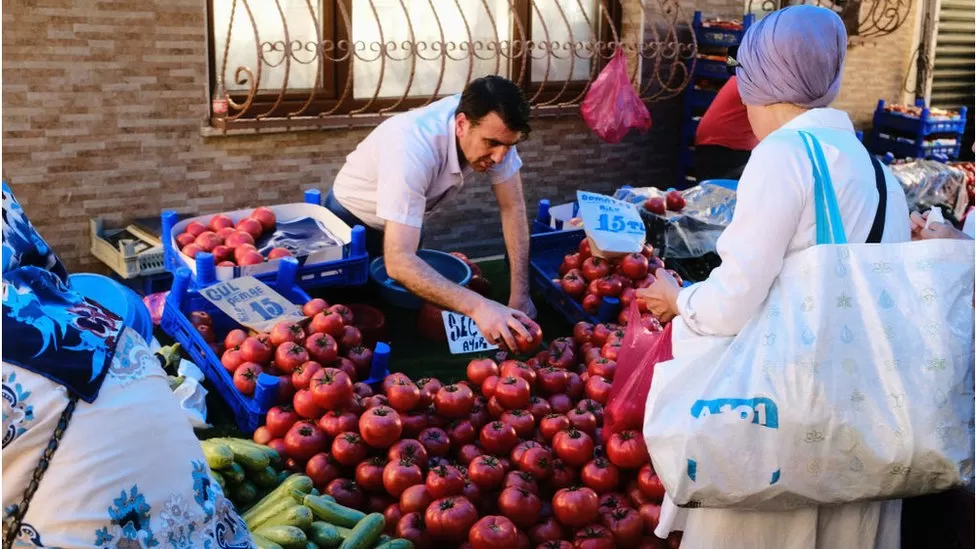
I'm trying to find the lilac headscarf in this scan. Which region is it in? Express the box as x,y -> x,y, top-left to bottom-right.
735,5 -> 847,108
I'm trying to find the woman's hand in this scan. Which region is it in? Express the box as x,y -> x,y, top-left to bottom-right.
910,211 -> 972,241
636,268 -> 681,323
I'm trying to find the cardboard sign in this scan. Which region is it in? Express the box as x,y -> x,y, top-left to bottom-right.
576,191 -> 646,258
199,276 -> 305,333
441,311 -> 499,355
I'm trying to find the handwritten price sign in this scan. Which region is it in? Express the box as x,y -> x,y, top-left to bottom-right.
576,191 -> 646,256
441,311 -> 499,355
200,276 -> 305,333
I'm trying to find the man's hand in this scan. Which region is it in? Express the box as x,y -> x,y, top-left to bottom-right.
509,292 -> 538,319
470,299 -> 531,354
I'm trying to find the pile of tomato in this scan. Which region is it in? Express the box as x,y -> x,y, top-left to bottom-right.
253,320 -> 679,548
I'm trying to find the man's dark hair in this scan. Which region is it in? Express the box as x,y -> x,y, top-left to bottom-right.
457,75 -> 531,136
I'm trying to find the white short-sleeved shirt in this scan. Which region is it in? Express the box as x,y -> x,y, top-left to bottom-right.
331,94 -> 523,230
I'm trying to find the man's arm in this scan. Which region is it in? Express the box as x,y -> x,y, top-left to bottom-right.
384,221 -> 530,351
493,172 -> 537,318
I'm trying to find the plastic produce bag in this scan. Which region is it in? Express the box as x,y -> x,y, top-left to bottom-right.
581,49 -> 651,144
604,301 -> 673,441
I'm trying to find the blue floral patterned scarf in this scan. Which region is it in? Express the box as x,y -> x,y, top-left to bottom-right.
2,181 -> 124,403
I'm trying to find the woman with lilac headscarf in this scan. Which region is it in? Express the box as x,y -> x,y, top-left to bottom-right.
637,5 -> 910,549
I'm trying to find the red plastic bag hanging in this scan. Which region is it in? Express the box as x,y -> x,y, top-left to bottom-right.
603,301 -> 673,441
580,48 -> 652,144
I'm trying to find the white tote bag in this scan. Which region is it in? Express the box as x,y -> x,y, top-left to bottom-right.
644,132 -> 975,511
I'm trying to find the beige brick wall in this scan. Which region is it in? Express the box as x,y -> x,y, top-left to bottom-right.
2,0 -> 916,274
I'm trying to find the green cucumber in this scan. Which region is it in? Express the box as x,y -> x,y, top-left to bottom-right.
242,475 -> 314,523
213,438 -> 271,471
252,466 -> 279,488
308,521 -> 343,548
219,437 -> 283,468
228,480 -> 258,506
337,513 -> 384,549
251,534 -> 285,549
303,495 -> 366,528
334,527 -> 354,540
200,440 -> 235,470
304,542 -> 318,549
210,471 -> 227,491
223,462 -> 246,484
254,525 -> 307,549
258,504 -> 313,530
373,540 -> 414,549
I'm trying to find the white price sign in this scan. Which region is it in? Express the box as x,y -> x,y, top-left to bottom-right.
199,276 -> 305,333
441,311 -> 499,355
576,190 -> 646,256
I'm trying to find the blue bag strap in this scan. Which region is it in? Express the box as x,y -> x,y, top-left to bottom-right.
799,131 -> 848,245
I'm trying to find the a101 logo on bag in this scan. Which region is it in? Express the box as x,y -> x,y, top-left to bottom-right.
690,397 -> 779,429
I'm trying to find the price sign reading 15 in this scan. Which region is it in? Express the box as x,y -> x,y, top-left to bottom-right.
441,311 -> 499,355
200,276 -> 304,333
596,213 -> 645,235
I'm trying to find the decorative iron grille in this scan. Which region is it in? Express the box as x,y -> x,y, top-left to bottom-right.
744,0 -> 913,40
207,0 -> 697,132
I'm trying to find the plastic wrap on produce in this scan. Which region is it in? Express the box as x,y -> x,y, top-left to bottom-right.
613,183 -> 737,259
890,160 -> 971,223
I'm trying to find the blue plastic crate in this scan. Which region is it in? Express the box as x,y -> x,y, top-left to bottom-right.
685,88 -> 718,110
162,189 -> 370,293
871,133 -> 962,161
692,57 -> 731,80
693,11 -> 754,47
529,229 -> 621,326
873,99 -> 968,137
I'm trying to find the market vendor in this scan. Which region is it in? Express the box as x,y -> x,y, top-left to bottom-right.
694,72 -> 757,182
1,181 -> 253,548
325,76 -> 538,350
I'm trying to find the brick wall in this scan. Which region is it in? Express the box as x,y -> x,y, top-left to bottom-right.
1,0 -> 916,273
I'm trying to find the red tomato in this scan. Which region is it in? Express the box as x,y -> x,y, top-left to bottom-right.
426,464 -> 466,499
548,394 -> 575,415
331,432 -> 369,467
305,452 -> 342,490
292,389 -> 322,419
510,441 -> 542,467
500,361 -> 537,387
388,438 -> 430,469
560,253 -> 583,276
401,411 -> 429,439
581,458 -> 620,494
416,377 -> 443,407
552,486 -> 599,527
318,409 -> 358,438
386,379 -> 422,412
539,541 -> 573,549
457,443 -> 484,465
540,414 -> 571,441
561,272 -> 586,299
480,421 -> 519,456
567,409 -> 598,434
383,503 -> 403,535
598,493 -> 629,517
487,396 -> 507,418
310,367 -> 354,410
530,517 -> 566,545
578,238 -> 593,261
302,298 -> 329,317
553,428 -> 595,467
434,384 -> 476,418
638,503 -> 661,534
425,497 -> 479,543
497,487 -> 542,528
269,320 -> 305,347
469,401 -> 492,430
240,337 -> 272,365
537,367 -> 569,395
637,465 -> 665,502
304,332 -> 339,364
233,363 -> 261,396
252,426 -> 273,445
325,478 -> 365,509
355,456 -> 388,493
519,446 -> 554,480
360,405 -> 403,448
575,399 -> 604,423
583,376 -> 611,405
546,340 -> 576,370
619,253 -> 650,280
400,484 -> 434,515
572,525 -> 615,549
549,458 -> 578,490
586,359 -> 616,381
503,470 -> 540,495
273,341 -> 308,374
291,361 -> 323,391
328,303 -> 355,325
332,357 -> 361,383
283,420 -> 327,462
600,506 -> 643,547
468,455 -> 506,491
514,318 -> 544,355
339,325 -> 363,353
397,512 -> 433,549
447,419 -> 478,449
469,515 -> 519,549
481,375 -> 500,399
606,430 -> 649,469
384,457 -> 424,498
500,409 -> 535,439
265,404 -> 301,438
581,257 -> 610,282
310,311 -> 345,339
419,427 -> 451,457
494,376 -> 531,409
221,349 -> 245,374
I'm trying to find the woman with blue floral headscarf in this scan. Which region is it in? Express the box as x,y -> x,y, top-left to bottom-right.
1,180 -> 253,549
638,5 -> 910,549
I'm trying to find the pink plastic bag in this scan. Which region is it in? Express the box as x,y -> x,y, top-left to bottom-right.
580,48 -> 652,144
603,301 -> 673,441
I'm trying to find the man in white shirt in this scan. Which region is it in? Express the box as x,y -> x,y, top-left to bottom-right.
324,76 -> 537,351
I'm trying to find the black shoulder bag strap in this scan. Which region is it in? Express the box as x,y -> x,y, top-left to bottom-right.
2,396 -> 79,549
867,153 -> 887,244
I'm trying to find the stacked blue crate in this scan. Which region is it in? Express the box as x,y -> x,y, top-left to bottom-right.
870,99 -> 968,160
678,12 -> 755,187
